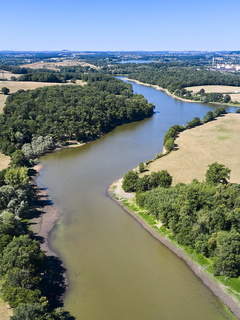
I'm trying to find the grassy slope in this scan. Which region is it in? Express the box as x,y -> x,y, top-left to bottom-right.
148,113 -> 240,185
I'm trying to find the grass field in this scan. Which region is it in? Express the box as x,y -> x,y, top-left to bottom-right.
0,70 -> 20,80
0,80 -> 85,113
147,113 -> 240,185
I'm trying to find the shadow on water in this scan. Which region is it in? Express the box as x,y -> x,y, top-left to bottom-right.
41,256 -> 75,319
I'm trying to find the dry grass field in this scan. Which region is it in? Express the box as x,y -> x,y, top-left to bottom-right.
0,153 -> 10,171
22,59 -> 98,70
0,70 -> 20,80
0,80 -> 85,113
148,113 -> 240,185
185,85 -> 240,103
186,85 -> 240,94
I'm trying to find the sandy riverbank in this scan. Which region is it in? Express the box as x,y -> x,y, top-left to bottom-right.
108,180 -> 240,319
30,163 -> 62,257
29,142 -> 86,256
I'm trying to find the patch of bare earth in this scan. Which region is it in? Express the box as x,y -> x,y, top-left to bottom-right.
148,113 -> 240,185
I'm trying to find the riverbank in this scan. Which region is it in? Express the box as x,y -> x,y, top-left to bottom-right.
29,141 -> 86,256
30,163 -> 62,257
126,78 -> 240,107
108,180 -> 240,319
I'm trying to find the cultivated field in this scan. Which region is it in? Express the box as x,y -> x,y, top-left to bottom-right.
147,113 -> 240,185
22,59 -> 98,70
0,80 -> 85,113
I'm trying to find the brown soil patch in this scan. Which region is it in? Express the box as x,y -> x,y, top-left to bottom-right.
22,60 -> 99,71
148,113 -> 240,185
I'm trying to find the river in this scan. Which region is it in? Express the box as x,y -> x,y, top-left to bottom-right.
37,78 -> 237,320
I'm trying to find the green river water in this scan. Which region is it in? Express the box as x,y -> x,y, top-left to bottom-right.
37,79 -> 238,319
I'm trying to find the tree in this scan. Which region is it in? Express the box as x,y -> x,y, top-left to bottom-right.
186,117 -> 201,129
205,162 -> 231,184
1,87 -> 10,95
157,170 -> 172,187
10,303 -> 50,320
0,235 -> 45,276
4,167 -> 29,188
202,111 -> 214,123
223,94 -> 231,103
138,162 -> 145,173
10,150 -> 29,167
122,170 -> 139,192
164,138 -> 175,152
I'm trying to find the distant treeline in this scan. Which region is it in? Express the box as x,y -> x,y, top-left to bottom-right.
106,63 -> 240,93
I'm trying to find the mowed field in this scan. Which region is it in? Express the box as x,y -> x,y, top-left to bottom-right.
148,113 -> 240,185
185,85 -> 240,103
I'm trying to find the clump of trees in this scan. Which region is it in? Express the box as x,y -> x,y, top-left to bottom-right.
122,169 -> 172,193
134,162 -> 240,277
1,87 -> 10,95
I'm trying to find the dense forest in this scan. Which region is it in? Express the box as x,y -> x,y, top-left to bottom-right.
0,75 -> 154,159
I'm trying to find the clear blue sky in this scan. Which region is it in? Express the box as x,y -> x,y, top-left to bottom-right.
1,0 -> 239,51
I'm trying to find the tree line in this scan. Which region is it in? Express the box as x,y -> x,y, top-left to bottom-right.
106,63 -> 240,95
0,165 -> 74,319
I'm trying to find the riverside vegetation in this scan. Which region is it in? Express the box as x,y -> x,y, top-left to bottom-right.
121,108 -> 240,303
0,74 -> 154,319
